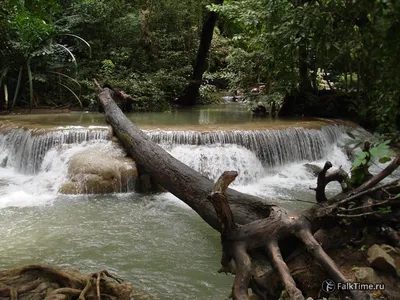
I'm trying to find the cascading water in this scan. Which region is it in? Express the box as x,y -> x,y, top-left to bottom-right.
0,116 -> 366,300
0,123 -> 352,206
169,144 -> 266,185
148,125 -> 346,166
0,125 -> 111,174
0,125 -> 116,208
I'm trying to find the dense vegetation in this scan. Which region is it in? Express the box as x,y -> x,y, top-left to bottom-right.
0,0 -> 399,134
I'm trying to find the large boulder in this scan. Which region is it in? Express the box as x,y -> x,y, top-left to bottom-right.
367,244 -> 397,276
59,147 -> 138,194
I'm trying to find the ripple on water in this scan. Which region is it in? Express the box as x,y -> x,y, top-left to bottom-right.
0,194 -> 232,299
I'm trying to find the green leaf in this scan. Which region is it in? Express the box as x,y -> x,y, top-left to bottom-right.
358,245 -> 367,252
359,152 -> 367,159
352,158 -> 363,168
378,206 -> 392,214
379,156 -> 391,164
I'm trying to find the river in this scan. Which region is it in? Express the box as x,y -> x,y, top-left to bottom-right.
0,104 -> 361,299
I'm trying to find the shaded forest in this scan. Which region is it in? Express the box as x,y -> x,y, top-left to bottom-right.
0,0 -> 399,132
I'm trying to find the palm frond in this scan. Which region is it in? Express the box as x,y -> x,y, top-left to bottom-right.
11,66 -> 23,110
56,44 -> 78,72
3,84 -> 8,110
59,82 -> 83,108
60,33 -> 92,58
0,66 -> 9,88
27,58 -> 34,109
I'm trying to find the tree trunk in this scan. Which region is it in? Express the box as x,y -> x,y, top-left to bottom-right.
96,84 -> 400,299
298,42 -> 312,95
97,85 -> 272,230
176,1 -> 223,106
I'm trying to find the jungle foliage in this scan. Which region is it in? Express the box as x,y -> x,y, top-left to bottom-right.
0,0 -> 399,134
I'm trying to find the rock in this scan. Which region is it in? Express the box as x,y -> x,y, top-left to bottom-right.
0,156 -> 7,167
381,244 -> 400,277
303,163 -> 322,176
354,267 -> 382,284
367,244 -> 397,275
59,148 -> 138,194
251,104 -> 267,116
380,244 -> 400,257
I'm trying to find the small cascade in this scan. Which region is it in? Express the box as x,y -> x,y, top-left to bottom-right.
0,120 -> 352,204
169,144 -> 266,184
0,126 -> 111,174
147,125 -> 347,166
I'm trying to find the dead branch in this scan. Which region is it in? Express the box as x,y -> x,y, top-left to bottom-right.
208,171 -> 238,235
0,264 -> 132,300
337,211 -> 378,218
313,162 -> 349,202
333,179 -> 399,209
98,84 -> 393,300
340,195 -> 399,213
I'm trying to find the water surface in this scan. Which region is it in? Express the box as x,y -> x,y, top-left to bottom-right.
0,104 -> 366,299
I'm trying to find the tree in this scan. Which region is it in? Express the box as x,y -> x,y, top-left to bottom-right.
97,84 -> 400,299
177,0 -> 224,106
216,0 -> 400,134
0,0 -> 91,110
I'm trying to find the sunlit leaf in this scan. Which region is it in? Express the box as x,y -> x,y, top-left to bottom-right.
378,156 -> 391,164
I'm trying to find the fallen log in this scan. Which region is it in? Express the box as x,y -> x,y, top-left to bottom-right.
96,83 -> 400,300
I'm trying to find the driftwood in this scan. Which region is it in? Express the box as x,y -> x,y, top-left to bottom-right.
97,84 -> 400,300
0,265 -> 132,300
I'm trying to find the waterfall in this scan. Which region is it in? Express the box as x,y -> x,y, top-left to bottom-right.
0,125 -> 111,174
147,125 -> 346,166
169,144 -> 266,185
0,122 -> 352,204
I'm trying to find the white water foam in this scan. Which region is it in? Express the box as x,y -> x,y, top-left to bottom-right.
1,125 -> 385,211
0,141 -> 114,209
168,144 -> 266,185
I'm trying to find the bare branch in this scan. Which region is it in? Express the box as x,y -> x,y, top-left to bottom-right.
208,171 -> 238,234
296,229 -> 364,300
266,242 -> 304,300
328,179 -> 399,208
314,162 -> 349,202
336,212 -> 376,218
340,195 -> 399,213
232,244 -> 251,300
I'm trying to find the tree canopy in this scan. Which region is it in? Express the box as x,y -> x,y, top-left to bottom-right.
0,0 -> 399,134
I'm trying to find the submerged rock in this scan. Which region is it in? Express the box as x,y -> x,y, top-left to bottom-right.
59,148 -> 138,194
303,163 -> 322,176
251,104 -> 268,116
